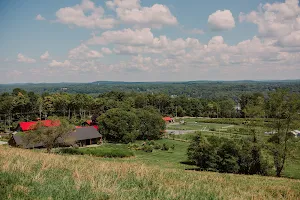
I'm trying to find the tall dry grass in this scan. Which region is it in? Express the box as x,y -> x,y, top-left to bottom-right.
0,146 -> 300,200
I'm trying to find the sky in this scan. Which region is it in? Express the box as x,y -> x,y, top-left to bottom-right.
0,0 -> 300,83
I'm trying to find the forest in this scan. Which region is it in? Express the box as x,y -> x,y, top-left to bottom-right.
1,80 -> 300,99
1,84 -> 300,132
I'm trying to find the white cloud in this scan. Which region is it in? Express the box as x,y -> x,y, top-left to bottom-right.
239,0 -> 300,41
36,14 -> 46,21
109,54 -> 152,72
117,4 -> 177,28
278,30 -> 300,47
208,10 -> 235,31
106,0 -> 140,9
86,28 -> 154,45
49,60 -> 72,67
68,44 -> 103,59
40,51 -> 50,61
101,47 -> 113,54
106,0 -> 177,28
17,53 -> 36,63
55,0 -> 116,29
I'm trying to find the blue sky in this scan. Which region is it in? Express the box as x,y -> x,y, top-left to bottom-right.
0,0 -> 299,83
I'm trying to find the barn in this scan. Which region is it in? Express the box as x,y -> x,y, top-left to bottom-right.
15,120 -> 61,132
9,127 -> 102,149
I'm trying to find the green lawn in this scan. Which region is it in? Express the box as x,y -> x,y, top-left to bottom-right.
99,139 -> 191,170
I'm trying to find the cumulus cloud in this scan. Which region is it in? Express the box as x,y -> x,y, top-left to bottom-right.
86,28 -> 154,45
101,47 -> 113,54
17,53 -> 36,63
106,0 -> 177,28
208,10 -> 235,31
278,30 -> 300,47
239,0 -> 300,46
68,44 -> 103,59
49,60 -> 72,67
36,14 -> 46,21
106,0 -> 141,9
40,51 -> 50,61
110,54 -> 152,72
55,0 -> 116,29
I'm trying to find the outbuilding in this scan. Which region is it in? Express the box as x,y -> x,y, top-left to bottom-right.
8,127 -> 102,148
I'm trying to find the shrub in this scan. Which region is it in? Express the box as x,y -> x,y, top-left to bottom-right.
161,143 -> 169,151
171,144 -> 175,150
209,128 -> 216,131
59,147 -> 134,158
153,143 -> 162,150
141,144 -> 153,153
187,134 -> 270,175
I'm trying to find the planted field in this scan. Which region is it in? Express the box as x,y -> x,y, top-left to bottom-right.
1,146 -> 300,200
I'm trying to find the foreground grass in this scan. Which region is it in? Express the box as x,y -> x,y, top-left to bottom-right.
1,146 -> 300,200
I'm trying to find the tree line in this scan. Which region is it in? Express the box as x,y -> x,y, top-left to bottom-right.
1,80 -> 300,99
0,88 -> 241,131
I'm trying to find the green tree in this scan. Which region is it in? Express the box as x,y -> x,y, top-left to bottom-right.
266,90 -> 300,177
98,108 -> 139,143
135,109 -> 166,140
217,139 -> 240,173
187,134 -> 218,170
23,118 -> 75,153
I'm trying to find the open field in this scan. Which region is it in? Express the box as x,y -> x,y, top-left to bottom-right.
1,145 -> 300,200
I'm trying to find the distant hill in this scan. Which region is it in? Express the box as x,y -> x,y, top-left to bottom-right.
1,80 -> 300,99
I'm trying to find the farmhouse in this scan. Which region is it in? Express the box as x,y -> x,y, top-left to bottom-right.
9,126 -> 102,148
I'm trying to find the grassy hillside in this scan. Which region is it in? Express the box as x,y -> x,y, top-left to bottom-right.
1,146 -> 300,200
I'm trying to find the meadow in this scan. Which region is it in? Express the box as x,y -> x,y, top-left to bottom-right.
1,145 -> 300,200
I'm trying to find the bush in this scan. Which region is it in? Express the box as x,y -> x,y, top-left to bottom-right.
128,143 -> 140,150
141,144 -> 153,153
161,143 -> 169,151
153,143 -> 162,150
209,128 -> 216,131
187,134 -> 270,175
171,144 -> 175,150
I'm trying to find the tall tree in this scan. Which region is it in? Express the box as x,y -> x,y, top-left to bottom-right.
135,109 -> 166,140
98,108 -> 139,143
266,90 -> 300,177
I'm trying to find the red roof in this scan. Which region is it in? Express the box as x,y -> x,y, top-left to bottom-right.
86,120 -> 92,125
74,125 -> 98,130
163,117 -> 173,122
19,120 -> 60,131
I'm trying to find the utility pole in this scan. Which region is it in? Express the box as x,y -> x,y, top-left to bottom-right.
175,106 -> 178,118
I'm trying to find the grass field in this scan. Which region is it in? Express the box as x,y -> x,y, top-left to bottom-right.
167,122 -> 233,131
166,118 -> 300,179
1,145 -> 300,200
